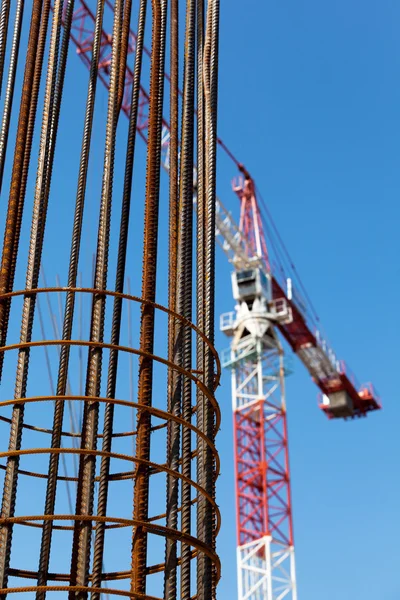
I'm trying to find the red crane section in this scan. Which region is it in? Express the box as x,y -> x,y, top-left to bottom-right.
67,0 -> 164,150
233,174 -> 270,272
232,171 -> 381,420
272,278 -> 380,418
234,398 -> 294,548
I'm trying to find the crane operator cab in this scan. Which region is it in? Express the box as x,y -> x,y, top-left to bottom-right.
232,268 -> 272,306
231,267 -> 274,341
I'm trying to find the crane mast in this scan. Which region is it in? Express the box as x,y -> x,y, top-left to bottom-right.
221,173 -> 296,600
62,3 -> 382,599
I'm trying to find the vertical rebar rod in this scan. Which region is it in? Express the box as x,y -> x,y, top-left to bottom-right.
68,0 -> 124,595
0,0 -> 10,96
1,0 -> 76,585
163,0 -> 180,595
0,0 -> 51,384
197,1 -> 219,598
196,0 -> 206,597
0,0 -> 46,382
0,0 -> 72,588
209,7 -> 220,597
127,277 -> 134,457
117,0 -> 132,114
131,0 -> 167,594
79,272 -> 83,398
90,1 -> 147,595
37,0 -> 107,593
0,0 -> 24,192
0,0 -> 64,592
178,0 -> 196,597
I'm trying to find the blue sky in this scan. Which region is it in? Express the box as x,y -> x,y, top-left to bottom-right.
0,0 -> 398,598
214,1 -> 400,599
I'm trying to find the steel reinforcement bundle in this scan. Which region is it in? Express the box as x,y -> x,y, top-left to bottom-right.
0,0 -> 221,598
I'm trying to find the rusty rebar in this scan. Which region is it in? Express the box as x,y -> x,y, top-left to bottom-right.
0,0 -> 24,191
69,0 -> 124,596
163,0 -> 180,596
0,1 -> 51,592
90,0 -> 147,595
0,0 -> 46,381
131,0 -> 167,594
8,0 -> 67,550
0,0 -> 10,96
117,0 -> 132,114
178,0 -> 196,597
0,0 -> 51,384
37,0 -> 107,594
196,0 -> 207,598
197,1 -> 220,597
0,0 -> 73,591
0,1 -> 221,597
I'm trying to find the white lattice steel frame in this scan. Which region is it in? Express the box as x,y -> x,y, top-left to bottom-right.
228,334 -> 297,600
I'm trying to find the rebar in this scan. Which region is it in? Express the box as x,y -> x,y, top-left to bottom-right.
197,1 -> 219,598
178,0 -> 196,597
0,0 -> 47,382
37,0 -> 107,594
0,0 -> 51,384
0,0 -> 221,598
163,0 -> 180,596
69,0 -> 124,594
91,0 -> 146,594
131,0 -> 167,594
0,0 -> 51,592
0,0 -> 11,96
0,0 -> 24,191
2,0 -> 66,579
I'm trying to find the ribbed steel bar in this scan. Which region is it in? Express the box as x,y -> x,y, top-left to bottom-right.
178,0 -> 196,597
0,0 -> 10,96
131,0 -> 167,594
90,0 -> 147,595
0,0 -> 24,192
0,0 -> 221,597
0,0 -> 62,593
117,0 -> 132,114
207,0 -> 220,594
69,0 -> 124,596
195,0 -> 206,597
163,0 -> 180,596
197,1 -> 219,598
0,0 -> 46,382
36,0 -> 106,594
127,278 -> 134,457
0,0 -> 72,591
0,0 -> 51,384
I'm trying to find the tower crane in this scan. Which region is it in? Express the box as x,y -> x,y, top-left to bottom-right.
218,167 -> 380,600
60,2 -> 382,599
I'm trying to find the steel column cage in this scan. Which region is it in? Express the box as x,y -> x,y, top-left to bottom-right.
0,0 -> 221,597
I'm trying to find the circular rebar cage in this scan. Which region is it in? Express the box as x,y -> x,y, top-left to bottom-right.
0,0 -> 221,595
0,288 -> 220,598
